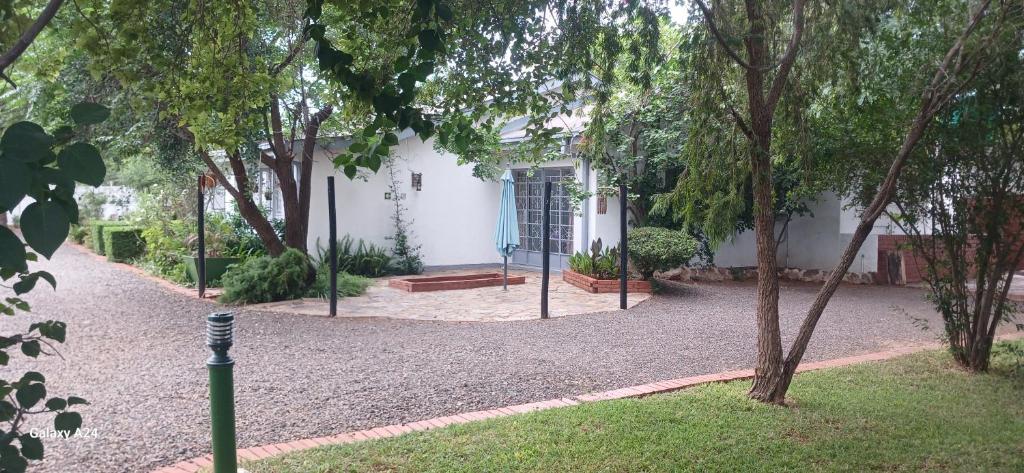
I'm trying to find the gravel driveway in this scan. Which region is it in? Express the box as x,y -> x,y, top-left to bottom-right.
0,244 -> 947,473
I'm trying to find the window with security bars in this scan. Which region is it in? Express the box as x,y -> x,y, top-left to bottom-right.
513,168 -> 574,255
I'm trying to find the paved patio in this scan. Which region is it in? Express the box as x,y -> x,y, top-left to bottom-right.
249,267 -> 650,321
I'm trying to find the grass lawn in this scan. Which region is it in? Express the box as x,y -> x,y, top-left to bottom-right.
246,340 -> 1024,472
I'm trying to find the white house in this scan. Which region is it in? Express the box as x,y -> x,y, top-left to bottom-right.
290,120 -> 909,281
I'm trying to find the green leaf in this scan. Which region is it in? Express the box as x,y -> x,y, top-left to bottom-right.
57,142 -> 105,186
44,397 -> 67,411
0,160 -> 30,211
37,320 -> 65,343
347,142 -> 366,153
35,271 -> 56,290
18,434 -> 43,460
0,445 -> 27,473
66,396 -> 88,406
20,201 -> 70,258
343,164 -> 357,179
382,132 -> 399,146
367,154 -> 382,173
0,351 -> 9,366
1,121 -> 54,162
436,3 -> 453,21
0,226 -> 27,273
20,372 -> 44,383
70,102 -> 110,126
13,274 -> 37,295
0,400 -> 15,421
20,341 -> 40,358
15,382 -> 45,409
54,411 -> 82,435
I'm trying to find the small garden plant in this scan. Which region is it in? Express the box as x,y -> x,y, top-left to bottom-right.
568,238 -> 620,279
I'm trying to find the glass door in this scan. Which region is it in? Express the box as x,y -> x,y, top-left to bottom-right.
511,167 -> 575,269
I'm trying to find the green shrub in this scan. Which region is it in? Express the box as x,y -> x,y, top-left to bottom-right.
307,262 -> 373,299
628,227 -> 697,280
103,227 -> 145,263
317,235 -> 393,277
69,225 -> 89,244
219,248 -> 311,304
89,221 -> 126,254
140,219 -> 191,283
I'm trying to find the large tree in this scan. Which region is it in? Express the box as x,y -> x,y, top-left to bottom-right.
74,0 -> 346,255
680,0 -> 1013,403
823,9 -> 1024,372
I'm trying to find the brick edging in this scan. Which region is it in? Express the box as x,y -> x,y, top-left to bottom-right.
150,331 -> 1024,473
64,242 -> 219,300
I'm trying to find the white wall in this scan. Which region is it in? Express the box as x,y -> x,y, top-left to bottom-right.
307,137 -> 504,266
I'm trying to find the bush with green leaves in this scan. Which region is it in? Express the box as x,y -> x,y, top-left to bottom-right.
219,248 -> 312,304
69,225 -> 89,244
628,227 -> 697,280
0,102 -> 107,469
568,238 -> 620,279
103,227 -> 144,262
317,235 -> 393,278
307,262 -> 373,300
138,219 -> 191,284
89,221 -> 127,255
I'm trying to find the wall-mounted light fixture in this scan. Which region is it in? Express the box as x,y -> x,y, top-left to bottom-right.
411,172 -> 422,191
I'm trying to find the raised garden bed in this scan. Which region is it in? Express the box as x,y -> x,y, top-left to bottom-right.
563,269 -> 652,294
389,273 -> 526,292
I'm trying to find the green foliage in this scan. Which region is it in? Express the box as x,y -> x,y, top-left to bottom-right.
307,263 -> 373,300
318,236 -> 392,278
628,227 -> 697,279
384,157 -> 423,275
219,248 -> 312,305
89,221 -> 127,255
0,100 -> 102,468
103,227 -> 145,263
138,219 -> 190,284
68,225 -> 89,245
568,238 -> 619,279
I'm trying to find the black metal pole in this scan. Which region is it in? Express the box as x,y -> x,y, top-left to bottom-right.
198,175 -> 206,299
619,182 -> 628,310
327,177 -> 338,317
541,181 -> 552,319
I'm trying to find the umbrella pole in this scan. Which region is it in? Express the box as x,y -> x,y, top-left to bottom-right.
503,255 -> 508,291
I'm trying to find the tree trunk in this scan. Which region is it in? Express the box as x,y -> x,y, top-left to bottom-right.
198,149 -> 287,256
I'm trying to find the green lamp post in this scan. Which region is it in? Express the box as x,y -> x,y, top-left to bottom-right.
207,312 -> 238,472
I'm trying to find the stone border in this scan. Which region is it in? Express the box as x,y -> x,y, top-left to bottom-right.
151,332 -> 1024,473
64,242 -> 221,300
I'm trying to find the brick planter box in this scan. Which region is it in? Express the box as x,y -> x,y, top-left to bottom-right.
389,273 -> 526,292
562,269 -> 652,294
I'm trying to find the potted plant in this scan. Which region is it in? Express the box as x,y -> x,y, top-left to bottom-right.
563,238 -> 652,293
184,216 -> 245,285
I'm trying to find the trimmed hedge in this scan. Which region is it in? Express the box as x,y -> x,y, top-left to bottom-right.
103,227 -> 145,263
628,227 -> 698,280
90,221 -> 128,255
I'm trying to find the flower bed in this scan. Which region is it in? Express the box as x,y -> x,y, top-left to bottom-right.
389,273 -> 525,292
563,269 -> 651,294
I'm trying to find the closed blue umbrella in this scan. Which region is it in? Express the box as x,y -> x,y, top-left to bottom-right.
494,169 -> 520,290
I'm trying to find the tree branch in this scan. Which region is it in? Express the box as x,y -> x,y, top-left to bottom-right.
765,0 -> 806,110
0,0 -> 65,87
694,0 -> 756,71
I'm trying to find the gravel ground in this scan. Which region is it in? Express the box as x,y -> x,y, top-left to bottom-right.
0,244 -> 947,473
